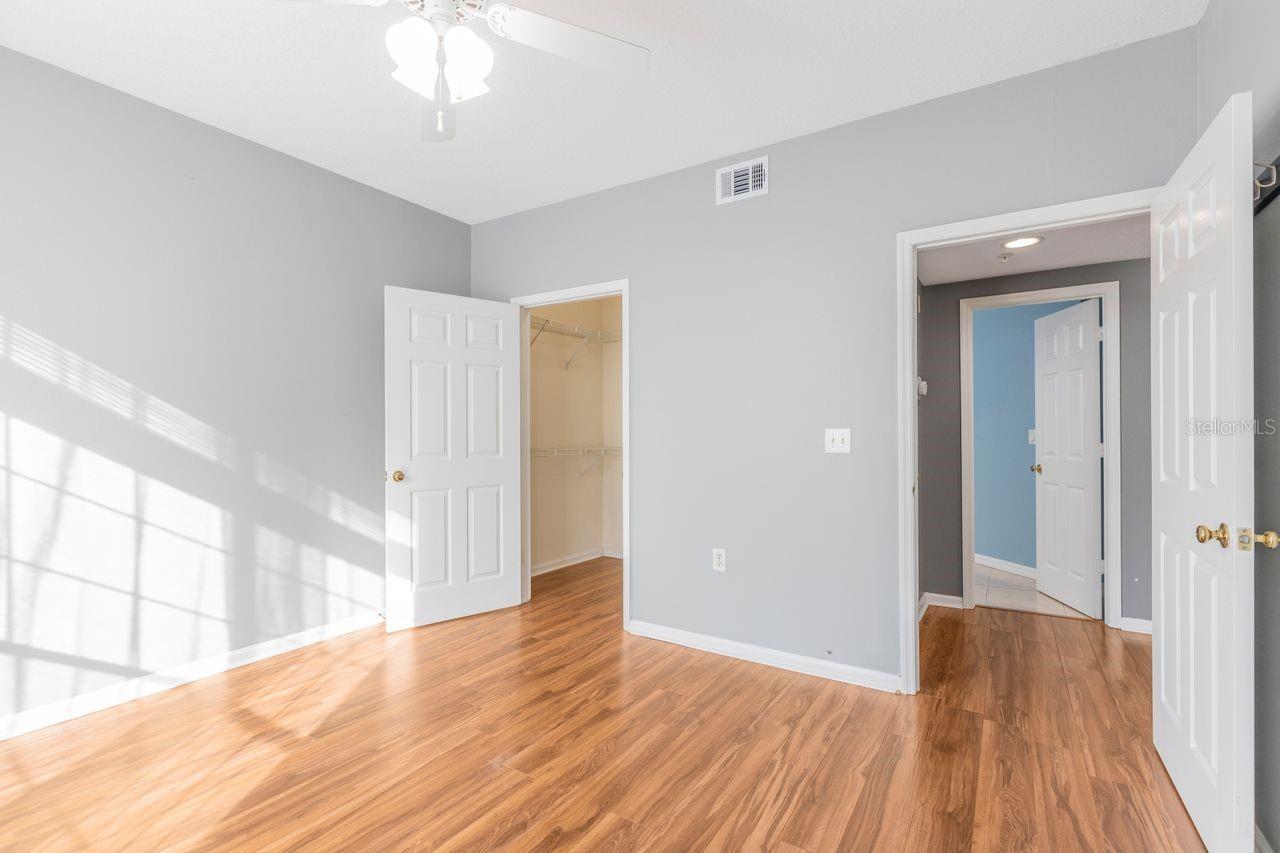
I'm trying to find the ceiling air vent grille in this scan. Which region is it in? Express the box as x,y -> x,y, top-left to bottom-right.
715,156 -> 769,205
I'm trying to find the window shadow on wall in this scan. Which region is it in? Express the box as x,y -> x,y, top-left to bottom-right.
0,315 -> 384,722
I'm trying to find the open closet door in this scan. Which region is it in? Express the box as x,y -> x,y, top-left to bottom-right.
1150,92 -> 1254,852
384,286 -> 521,631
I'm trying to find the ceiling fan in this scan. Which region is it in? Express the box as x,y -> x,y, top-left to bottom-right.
292,0 -> 650,141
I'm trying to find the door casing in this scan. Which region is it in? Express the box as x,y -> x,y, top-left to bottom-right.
958,284 -> 1120,621
895,188 -> 1160,695
511,279 -> 631,625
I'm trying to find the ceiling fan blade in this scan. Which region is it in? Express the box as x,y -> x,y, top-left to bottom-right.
484,3 -> 648,76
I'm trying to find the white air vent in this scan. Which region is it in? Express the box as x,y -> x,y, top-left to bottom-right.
715,156 -> 769,205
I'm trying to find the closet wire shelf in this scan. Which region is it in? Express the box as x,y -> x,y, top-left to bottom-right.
528,314 -> 622,370
531,447 -> 623,457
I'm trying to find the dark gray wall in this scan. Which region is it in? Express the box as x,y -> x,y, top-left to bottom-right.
472,32 -> 1196,674
917,261 -> 1151,620
1255,198 -> 1280,851
0,47 -> 470,718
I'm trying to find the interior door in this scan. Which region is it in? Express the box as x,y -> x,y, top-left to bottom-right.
1150,92 -> 1254,852
1033,299 -> 1103,618
384,286 -> 522,631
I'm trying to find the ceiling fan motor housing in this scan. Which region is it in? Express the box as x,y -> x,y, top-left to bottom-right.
402,0 -> 461,30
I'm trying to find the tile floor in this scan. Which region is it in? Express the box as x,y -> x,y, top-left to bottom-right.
974,562 -> 1091,619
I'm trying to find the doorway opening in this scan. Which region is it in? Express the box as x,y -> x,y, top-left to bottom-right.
513,281 -> 630,621
918,255 -> 1136,630
960,290 -> 1113,621
894,189 -> 1159,694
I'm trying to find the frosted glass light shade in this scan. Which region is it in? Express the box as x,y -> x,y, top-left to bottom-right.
386,17 -> 439,99
443,26 -> 494,103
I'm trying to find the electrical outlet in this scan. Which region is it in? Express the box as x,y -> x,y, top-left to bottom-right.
711,548 -> 727,573
825,428 -> 851,454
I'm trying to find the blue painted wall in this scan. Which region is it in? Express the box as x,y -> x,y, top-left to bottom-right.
972,300 -> 1081,567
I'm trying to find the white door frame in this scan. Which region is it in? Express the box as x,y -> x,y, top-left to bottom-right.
896,188 -> 1159,694
959,283 -> 1121,623
511,279 -> 630,624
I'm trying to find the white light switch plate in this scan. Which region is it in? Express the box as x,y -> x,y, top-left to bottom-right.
1028,429 -> 1036,445
825,428 -> 851,454
711,548 -> 727,573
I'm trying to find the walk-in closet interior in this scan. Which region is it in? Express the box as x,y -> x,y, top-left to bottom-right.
528,296 -> 623,579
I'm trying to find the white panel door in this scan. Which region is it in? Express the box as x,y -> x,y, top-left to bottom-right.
1151,93 -> 1254,852
385,286 -> 521,631
1033,299 -> 1102,619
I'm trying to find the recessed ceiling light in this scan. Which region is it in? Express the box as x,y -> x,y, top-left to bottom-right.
1002,236 -> 1044,250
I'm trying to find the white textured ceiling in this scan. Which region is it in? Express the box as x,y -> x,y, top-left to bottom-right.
0,1 -> 1208,223
917,214 -> 1151,285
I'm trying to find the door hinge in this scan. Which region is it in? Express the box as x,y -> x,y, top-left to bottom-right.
1098,441 -> 1105,456
916,293 -> 922,314
1097,327 -> 1104,342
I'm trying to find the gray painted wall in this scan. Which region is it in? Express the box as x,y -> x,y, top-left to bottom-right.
1196,0 -> 1280,162
1254,197 -> 1280,851
472,32 -> 1197,674
917,260 -> 1152,620
0,47 -> 470,717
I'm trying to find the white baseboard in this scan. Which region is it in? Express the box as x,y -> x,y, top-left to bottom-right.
627,620 -> 901,693
974,553 -> 1036,579
1118,616 -> 1153,635
1258,825 -> 1276,853
603,545 -> 624,559
0,610 -> 383,742
532,548 -> 606,576
919,592 -> 965,621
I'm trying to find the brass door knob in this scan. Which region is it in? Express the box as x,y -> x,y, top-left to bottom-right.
1195,522 -> 1230,549
1030,464 -> 1043,474
391,470 -> 405,483
1257,530 -> 1280,550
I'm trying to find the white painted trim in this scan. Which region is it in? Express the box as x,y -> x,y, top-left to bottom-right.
533,549 -> 606,576
603,545 -> 624,559
1257,825 -> 1276,853
959,281 -> 1121,626
511,279 -> 630,307
974,554 -> 1036,579
896,187 -> 1160,694
629,620 -> 901,693
0,611 -> 383,742
1119,617 -> 1153,635
514,279 -> 629,625
918,593 -> 965,621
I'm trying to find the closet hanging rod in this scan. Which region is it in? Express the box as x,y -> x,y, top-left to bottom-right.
531,446 -> 623,457
527,314 -> 622,345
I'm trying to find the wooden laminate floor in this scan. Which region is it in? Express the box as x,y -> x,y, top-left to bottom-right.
0,558 -> 1202,851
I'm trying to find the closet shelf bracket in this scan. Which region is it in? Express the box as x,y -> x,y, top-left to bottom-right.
564,335 -> 592,370
529,317 -> 550,346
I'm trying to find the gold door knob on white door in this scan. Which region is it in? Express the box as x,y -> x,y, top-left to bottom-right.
1195,522 -> 1230,548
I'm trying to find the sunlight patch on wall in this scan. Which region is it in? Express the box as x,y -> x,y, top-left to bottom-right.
0,316 -> 386,720
0,315 -> 235,465
1,415 -> 234,713
254,453 -> 384,545
254,526 -> 382,642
